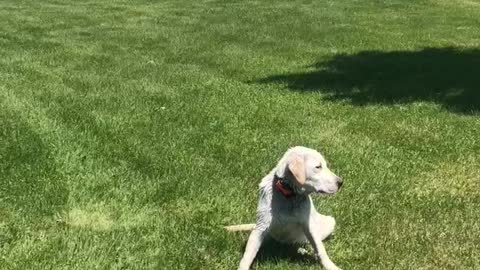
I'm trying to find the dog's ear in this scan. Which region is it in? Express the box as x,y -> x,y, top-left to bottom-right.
288,156 -> 306,186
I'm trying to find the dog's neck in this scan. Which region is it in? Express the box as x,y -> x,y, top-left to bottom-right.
274,174 -> 305,199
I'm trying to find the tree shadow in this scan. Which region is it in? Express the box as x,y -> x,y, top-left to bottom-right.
257,47 -> 480,114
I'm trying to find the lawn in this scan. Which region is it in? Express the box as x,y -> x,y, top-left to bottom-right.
1,0 -> 480,269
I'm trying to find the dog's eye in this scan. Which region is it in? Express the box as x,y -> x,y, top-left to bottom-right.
316,164 -> 322,169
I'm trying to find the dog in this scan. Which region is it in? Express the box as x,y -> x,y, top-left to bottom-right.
225,146 -> 343,270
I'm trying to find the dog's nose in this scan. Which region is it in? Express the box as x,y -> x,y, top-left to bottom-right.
337,177 -> 343,188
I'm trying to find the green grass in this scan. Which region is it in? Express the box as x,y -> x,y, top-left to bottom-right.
1,0 -> 480,269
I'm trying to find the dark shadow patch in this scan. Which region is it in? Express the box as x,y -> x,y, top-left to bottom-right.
257,47 -> 480,114
0,109 -> 69,247
238,235 -> 317,267
0,110 -> 68,217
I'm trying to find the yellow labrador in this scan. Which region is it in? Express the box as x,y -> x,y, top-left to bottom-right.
226,146 -> 343,270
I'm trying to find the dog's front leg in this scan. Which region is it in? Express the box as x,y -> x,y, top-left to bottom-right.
304,223 -> 341,270
238,228 -> 268,270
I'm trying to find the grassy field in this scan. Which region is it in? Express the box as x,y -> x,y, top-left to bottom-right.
1,0 -> 480,269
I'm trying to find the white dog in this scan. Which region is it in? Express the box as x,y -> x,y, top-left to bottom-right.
225,146 -> 343,270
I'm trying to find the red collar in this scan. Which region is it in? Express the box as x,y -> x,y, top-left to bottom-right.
274,175 -> 295,198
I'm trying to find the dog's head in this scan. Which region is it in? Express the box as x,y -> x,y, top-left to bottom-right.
275,146 -> 343,195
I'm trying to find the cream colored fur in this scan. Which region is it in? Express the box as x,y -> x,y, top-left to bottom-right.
227,146 -> 343,270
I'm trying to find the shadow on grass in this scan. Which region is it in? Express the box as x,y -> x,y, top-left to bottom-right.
0,109 -> 68,249
257,47 -> 480,114
241,236 -> 317,267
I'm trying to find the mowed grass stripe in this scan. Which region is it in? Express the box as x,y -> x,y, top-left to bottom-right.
1,0 -> 480,269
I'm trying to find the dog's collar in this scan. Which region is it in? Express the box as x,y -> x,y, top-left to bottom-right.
274,174 -> 295,198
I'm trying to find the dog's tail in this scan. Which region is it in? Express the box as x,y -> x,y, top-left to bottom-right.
224,223 -> 256,232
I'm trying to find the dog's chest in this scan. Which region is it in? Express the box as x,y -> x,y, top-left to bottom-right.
270,195 -> 311,224
267,197 -> 312,243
